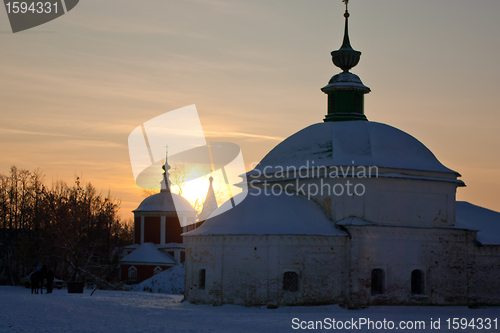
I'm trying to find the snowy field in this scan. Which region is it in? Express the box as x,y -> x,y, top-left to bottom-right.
0,286 -> 499,333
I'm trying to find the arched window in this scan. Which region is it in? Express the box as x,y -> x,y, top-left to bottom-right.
154,266 -> 162,275
283,271 -> 299,292
371,269 -> 385,295
128,266 -> 137,282
199,269 -> 206,290
411,269 -> 425,295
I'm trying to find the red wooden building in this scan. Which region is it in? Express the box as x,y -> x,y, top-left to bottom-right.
120,151 -> 216,283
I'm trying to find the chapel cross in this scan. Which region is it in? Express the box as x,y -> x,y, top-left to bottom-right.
343,0 -> 349,12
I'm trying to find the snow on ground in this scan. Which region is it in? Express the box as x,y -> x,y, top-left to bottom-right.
130,263 -> 184,294
1,286 -> 499,333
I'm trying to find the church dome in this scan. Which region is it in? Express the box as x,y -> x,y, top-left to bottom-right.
185,190 -> 347,236
247,121 -> 458,177
134,191 -> 196,212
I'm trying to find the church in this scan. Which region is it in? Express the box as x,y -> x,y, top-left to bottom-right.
120,151 -> 217,283
182,3 -> 500,308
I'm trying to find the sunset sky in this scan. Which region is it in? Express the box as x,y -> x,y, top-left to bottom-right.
1,0 -> 500,221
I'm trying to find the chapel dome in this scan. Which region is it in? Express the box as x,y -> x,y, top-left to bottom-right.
184,190 -> 347,236
247,121 -> 458,177
134,191 -> 196,213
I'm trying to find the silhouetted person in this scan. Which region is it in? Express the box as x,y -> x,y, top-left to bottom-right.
31,265 -> 47,294
46,268 -> 54,294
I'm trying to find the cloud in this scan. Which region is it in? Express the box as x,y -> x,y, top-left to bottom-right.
65,140 -> 125,148
0,128 -> 77,138
204,130 -> 284,141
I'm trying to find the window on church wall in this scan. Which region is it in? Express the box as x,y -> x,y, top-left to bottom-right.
154,266 -> 162,275
283,271 -> 299,292
371,269 -> 385,295
128,266 -> 137,282
411,269 -> 425,295
199,269 -> 206,290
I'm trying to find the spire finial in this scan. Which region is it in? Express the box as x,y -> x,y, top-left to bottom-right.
343,0 -> 349,13
332,0 -> 359,72
161,145 -> 171,192
163,145 -> 171,172
321,0 -> 371,122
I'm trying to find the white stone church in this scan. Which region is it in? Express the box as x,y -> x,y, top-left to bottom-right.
183,5 -> 500,308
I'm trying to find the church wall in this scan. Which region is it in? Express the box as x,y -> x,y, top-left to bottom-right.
468,245 -> 500,305
144,216 -> 161,244
185,228 -> 500,307
255,174 -> 457,228
325,176 -> 456,227
165,216 -> 183,244
134,217 -> 141,245
220,237 -> 270,306
184,235 -> 347,306
345,225 -> 471,307
133,211 -> 197,246
184,236 -> 221,304
272,235 -> 347,306
120,264 -> 172,284
365,177 -> 457,227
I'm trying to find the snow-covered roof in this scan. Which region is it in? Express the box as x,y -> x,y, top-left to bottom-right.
246,121 -> 458,177
134,191 -> 196,213
336,216 -> 375,226
184,190 -> 347,236
158,243 -> 185,249
120,243 -> 177,265
455,201 -> 500,245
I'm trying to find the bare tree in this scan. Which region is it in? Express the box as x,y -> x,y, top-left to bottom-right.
0,168 -> 132,285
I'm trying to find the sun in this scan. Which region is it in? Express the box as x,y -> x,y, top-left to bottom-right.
169,166 -> 236,214
177,176 -> 211,207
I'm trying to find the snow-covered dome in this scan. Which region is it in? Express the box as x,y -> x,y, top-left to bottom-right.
247,121 -> 458,177
134,191 -> 196,212
184,190 -> 347,236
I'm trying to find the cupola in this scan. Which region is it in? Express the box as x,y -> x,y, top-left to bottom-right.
322,0 -> 371,122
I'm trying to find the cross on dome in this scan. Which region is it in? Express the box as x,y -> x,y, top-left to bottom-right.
343,0 -> 349,12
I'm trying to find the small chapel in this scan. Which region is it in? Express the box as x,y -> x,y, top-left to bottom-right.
182,3 -> 500,307
120,151 -> 217,283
